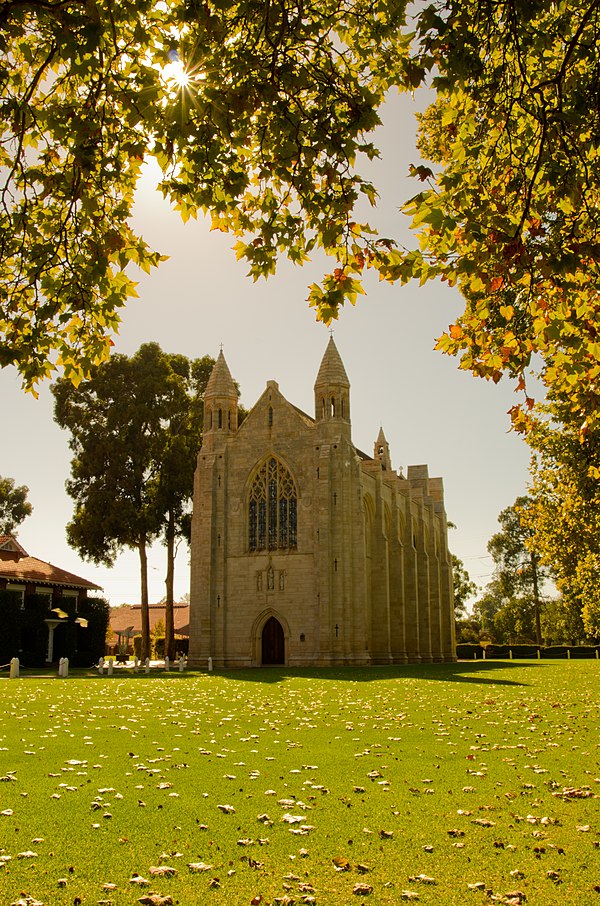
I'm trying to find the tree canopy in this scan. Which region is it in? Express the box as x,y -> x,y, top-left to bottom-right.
399,0 -> 600,433
3,0 -> 599,427
1,0 -> 408,388
0,475 -> 33,535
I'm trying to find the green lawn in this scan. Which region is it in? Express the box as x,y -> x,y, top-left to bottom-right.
0,661 -> 598,905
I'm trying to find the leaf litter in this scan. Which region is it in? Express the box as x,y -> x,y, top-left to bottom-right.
0,663 -> 598,903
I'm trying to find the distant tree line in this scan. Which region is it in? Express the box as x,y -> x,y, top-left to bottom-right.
455,489 -> 599,648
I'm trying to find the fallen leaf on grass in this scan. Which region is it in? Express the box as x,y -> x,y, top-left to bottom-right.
17,851 -> 38,858
408,874 -> 436,885
333,856 -> 351,871
552,787 -> 594,800
187,862 -> 213,872
217,804 -> 235,813
353,882 -> 373,895
138,896 -> 174,905
400,892 -> 419,901
129,874 -> 150,886
149,865 -> 177,877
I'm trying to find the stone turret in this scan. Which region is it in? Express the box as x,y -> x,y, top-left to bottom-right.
203,349 -> 238,451
314,336 -> 351,438
374,427 -> 392,471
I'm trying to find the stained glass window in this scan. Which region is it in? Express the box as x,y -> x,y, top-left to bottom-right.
248,457 -> 298,551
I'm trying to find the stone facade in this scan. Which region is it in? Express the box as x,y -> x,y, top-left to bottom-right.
188,339 -> 456,668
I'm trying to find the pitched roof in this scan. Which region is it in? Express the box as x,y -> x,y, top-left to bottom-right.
0,555 -> 101,590
0,536 -> 28,556
109,604 -> 190,637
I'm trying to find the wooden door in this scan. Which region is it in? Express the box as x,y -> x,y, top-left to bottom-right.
261,616 -> 285,665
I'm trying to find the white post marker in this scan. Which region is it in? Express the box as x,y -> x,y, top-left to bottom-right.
165,656 -> 170,672
208,656 -> 213,672
134,657 -> 139,673
9,657 -> 19,679
98,657 -> 104,675
178,656 -> 185,672
62,657 -> 69,678
107,659 -> 114,675
144,657 -> 150,674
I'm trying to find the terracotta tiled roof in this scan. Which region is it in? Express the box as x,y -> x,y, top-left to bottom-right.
109,604 -> 190,638
0,536 -> 29,556
0,555 -> 101,590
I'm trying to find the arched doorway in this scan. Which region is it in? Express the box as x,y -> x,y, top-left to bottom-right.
261,616 -> 285,665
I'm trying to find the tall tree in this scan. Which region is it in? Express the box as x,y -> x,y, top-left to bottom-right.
487,497 -> 545,646
52,343 -> 214,660
522,397 -> 600,639
3,0 -> 599,445
0,476 -> 33,535
153,354 -> 215,660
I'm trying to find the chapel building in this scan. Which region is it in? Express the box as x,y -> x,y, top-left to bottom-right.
188,338 -> 456,667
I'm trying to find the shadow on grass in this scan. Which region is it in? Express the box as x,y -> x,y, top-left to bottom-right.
211,660 -> 551,687
3,661 -> 556,687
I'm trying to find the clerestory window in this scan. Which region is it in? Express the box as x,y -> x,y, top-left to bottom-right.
248,457 -> 298,551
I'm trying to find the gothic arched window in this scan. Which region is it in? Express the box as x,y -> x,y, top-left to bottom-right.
248,457 -> 298,551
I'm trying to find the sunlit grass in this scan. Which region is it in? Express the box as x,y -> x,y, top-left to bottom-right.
0,662 -> 598,904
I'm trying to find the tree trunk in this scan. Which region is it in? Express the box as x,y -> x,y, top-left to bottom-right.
139,536 -> 151,661
165,510 -> 176,661
531,552 -> 542,646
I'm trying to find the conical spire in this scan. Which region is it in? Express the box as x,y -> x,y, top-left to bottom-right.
314,336 -> 350,389
205,349 -> 237,400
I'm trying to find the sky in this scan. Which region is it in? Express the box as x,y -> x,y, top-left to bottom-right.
1,90 -> 532,609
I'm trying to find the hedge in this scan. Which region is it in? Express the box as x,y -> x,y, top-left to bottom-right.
456,643 -> 600,660
1,593 -> 109,668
